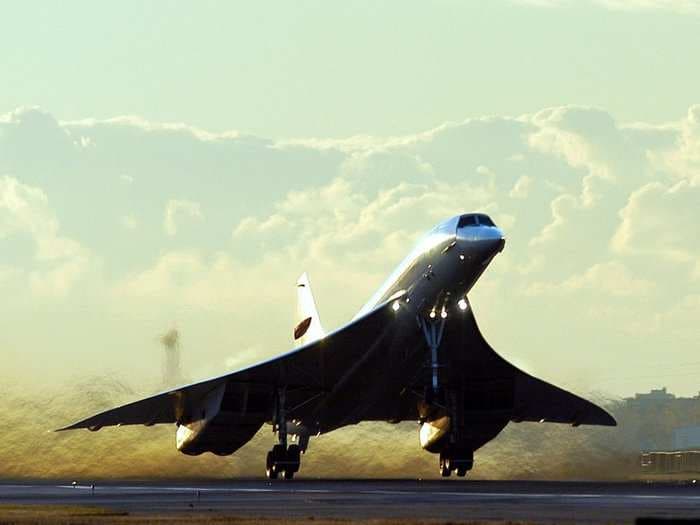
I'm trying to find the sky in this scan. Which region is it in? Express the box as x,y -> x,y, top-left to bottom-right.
3,0 -> 700,137
1,0 -> 699,401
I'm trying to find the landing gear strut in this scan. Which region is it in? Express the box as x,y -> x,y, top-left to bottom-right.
418,310 -> 474,479
266,387 -> 302,480
418,314 -> 446,404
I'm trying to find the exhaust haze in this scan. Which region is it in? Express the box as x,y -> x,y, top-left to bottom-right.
0,377 -> 641,481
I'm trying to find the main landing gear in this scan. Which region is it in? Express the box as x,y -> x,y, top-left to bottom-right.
266,387 -> 302,480
266,443 -> 301,480
439,449 -> 473,477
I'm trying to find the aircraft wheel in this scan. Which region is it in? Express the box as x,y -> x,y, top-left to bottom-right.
266,450 -> 279,479
272,444 -> 286,460
283,469 -> 294,480
287,445 -> 301,473
439,457 -> 451,477
456,467 -> 467,477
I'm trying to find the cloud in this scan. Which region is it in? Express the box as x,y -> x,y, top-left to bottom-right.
650,105 -> 700,186
163,199 -> 203,237
0,175 -> 92,297
0,103 -> 699,399
612,180 -> 700,265
529,193 -> 577,246
509,175 -> 533,199
526,261 -> 656,297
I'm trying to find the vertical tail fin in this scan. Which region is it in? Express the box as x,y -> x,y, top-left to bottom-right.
294,273 -> 325,348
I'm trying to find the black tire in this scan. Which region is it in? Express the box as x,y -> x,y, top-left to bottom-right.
266,465 -> 278,480
272,444 -> 286,461
439,458 -> 450,477
287,445 -> 301,473
266,450 -> 279,479
283,469 -> 294,480
456,467 -> 467,477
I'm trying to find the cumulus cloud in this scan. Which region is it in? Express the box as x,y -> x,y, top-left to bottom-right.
0,175 -> 91,296
651,105 -> 700,186
529,193 -> 577,246
526,261 -> 656,297
612,181 -> 700,265
1,103 -> 699,399
509,175 -> 533,199
163,199 -> 203,237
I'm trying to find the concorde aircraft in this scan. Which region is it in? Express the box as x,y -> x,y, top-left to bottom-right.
58,213 -> 616,479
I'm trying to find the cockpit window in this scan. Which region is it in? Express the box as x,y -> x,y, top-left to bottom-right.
458,214 -> 497,227
457,214 -> 478,227
476,214 -> 495,227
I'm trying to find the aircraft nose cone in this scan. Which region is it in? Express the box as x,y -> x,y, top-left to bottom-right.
476,229 -> 506,257
457,225 -> 505,259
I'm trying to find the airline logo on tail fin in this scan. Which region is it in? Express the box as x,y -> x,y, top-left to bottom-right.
294,272 -> 325,347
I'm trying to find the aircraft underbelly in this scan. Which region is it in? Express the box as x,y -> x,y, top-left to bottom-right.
296,311 -> 516,434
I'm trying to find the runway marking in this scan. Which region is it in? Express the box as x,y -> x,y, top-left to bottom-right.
51,484 -> 700,502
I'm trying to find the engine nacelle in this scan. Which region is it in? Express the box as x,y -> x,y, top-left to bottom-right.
176,384 -> 225,454
419,415 -> 450,452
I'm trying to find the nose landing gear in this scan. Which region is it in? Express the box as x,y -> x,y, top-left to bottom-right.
418,309 -> 474,479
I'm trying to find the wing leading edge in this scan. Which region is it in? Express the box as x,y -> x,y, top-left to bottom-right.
458,300 -> 616,427
56,290 -> 406,433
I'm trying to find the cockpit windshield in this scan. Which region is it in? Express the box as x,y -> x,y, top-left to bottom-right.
458,213 -> 496,228
457,214 -> 478,227
476,214 -> 495,227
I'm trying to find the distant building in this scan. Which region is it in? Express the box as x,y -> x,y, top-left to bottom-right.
625,388 -> 700,418
673,425 -> 700,451
626,387 -> 676,404
629,388 -> 700,475
623,388 -> 700,451
641,450 -> 700,474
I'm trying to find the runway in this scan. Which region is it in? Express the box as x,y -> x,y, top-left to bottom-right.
2,479 -> 700,523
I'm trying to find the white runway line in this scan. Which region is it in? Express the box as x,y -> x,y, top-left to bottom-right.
51,484 -> 700,502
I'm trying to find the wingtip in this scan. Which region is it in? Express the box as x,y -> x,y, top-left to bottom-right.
591,405 -> 617,427
603,411 -> 618,427
54,422 -> 76,432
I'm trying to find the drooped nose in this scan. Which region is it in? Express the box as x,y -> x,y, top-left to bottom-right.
458,226 -> 505,257
455,213 -> 506,260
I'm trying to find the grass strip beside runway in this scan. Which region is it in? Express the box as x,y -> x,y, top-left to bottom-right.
0,505 -> 535,525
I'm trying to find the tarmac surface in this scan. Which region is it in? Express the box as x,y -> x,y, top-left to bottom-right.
2,479 -> 700,523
